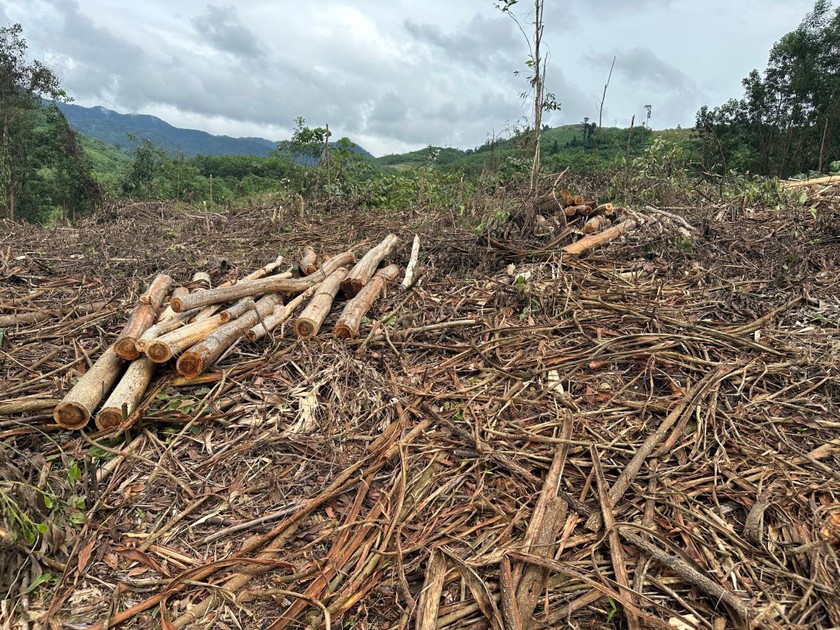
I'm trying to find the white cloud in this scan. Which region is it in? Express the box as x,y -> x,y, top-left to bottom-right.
1,0 -> 822,155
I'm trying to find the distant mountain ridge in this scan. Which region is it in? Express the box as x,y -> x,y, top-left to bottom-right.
57,103 -> 372,160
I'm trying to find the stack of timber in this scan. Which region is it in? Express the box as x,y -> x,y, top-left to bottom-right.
50,234 -> 406,431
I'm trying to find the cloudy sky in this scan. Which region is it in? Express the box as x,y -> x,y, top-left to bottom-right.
2,0 -> 820,156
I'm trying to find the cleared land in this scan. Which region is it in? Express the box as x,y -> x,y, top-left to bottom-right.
1,187 -> 839,629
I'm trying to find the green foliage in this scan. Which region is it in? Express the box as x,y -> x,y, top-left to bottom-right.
695,1 -> 840,177
0,24 -> 100,221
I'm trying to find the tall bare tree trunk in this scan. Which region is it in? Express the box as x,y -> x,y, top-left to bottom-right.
529,0 -> 544,196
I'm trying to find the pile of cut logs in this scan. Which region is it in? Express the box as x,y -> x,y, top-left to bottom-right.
54,234 -> 412,431
534,187 -> 639,255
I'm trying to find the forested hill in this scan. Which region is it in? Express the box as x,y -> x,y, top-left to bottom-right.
57,103 -> 372,159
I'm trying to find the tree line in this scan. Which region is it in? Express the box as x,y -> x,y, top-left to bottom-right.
1,2 -> 838,223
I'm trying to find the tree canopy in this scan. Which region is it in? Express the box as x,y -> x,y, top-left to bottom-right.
695,1 -> 840,178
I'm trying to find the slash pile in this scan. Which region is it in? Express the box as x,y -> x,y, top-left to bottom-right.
1,198 -> 839,629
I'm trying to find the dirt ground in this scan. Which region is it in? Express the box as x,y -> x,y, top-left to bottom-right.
1,194 -> 839,629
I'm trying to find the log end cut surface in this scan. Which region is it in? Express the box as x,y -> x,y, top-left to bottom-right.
53,401 -> 90,430
176,353 -> 205,380
95,408 -> 124,431
333,323 -> 354,340
114,338 -> 141,361
145,340 -> 174,364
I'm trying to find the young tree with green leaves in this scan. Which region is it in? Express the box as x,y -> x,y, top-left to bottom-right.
696,1 -> 840,177
0,23 -> 67,220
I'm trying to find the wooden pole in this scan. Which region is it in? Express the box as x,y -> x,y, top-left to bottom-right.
300,246 -> 318,275
562,219 -> 638,256
53,347 -> 125,429
342,234 -> 399,298
334,264 -> 400,340
294,267 -> 348,339
176,294 -> 282,379
171,252 -> 354,313
114,274 -> 173,360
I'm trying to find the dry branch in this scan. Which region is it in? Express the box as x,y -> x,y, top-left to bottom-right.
341,234 -> 399,298
176,294 -> 282,378
294,267 -> 348,339
0,301 -> 107,328
562,219 -> 637,256
172,252 -> 353,312
401,235 -> 421,289
114,274 -> 173,360
53,347 -> 125,429
783,174 -> 840,188
511,413 -> 573,628
334,264 -> 400,339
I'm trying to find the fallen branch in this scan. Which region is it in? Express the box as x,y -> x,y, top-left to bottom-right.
0,301 -> 107,328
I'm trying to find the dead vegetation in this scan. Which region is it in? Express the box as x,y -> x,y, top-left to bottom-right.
1,188 -> 839,629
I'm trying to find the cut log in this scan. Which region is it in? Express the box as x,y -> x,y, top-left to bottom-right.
246,286 -> 317,342
583,215 -> 609,234
334,264 -> 400,340
564,204 -> 591,217
114,274 -> 173,360
341,234 -> 399,298
401,235 -> 421,289
95,357 -> 156,430
300,246 -> 318,275
176,294 -> 282,379
294,267 -> 348,339
53,347 -> 125,429
593,202 -> 615,217
171,252 -> 353,312
145,299 -> 253,363
562,219 -> 638,256
192,254 -> 283,322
